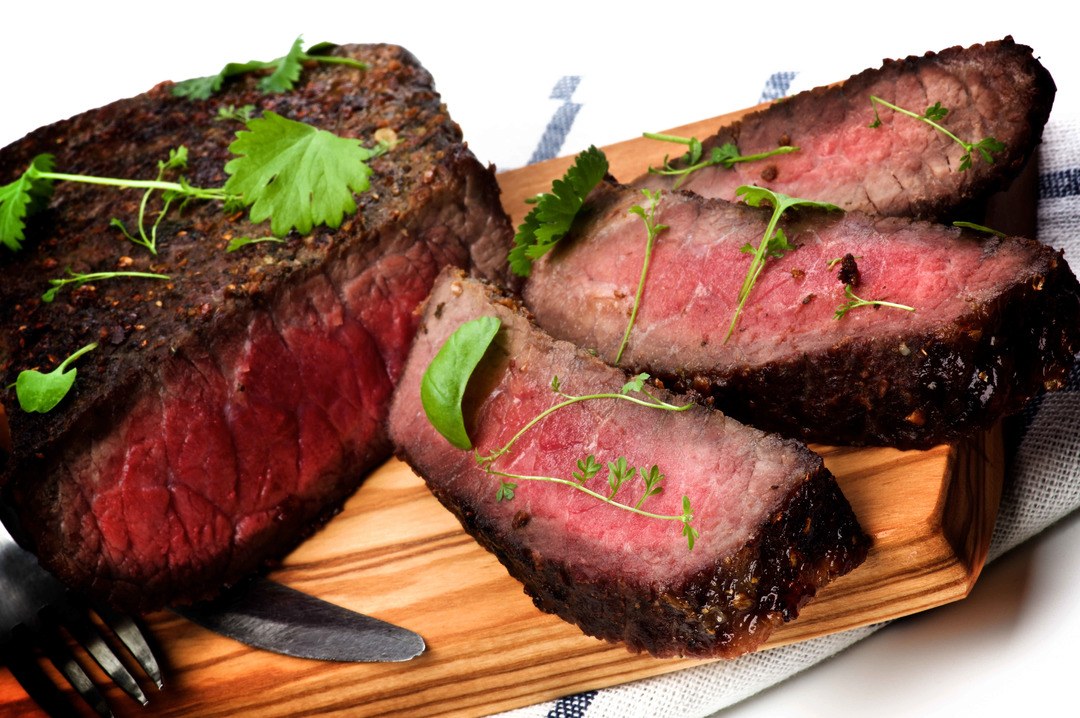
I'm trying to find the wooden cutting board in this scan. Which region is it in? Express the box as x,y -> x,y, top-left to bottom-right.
0,107 -> 1009,718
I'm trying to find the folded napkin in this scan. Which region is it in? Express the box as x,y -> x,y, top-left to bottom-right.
491,71 -> 1080,718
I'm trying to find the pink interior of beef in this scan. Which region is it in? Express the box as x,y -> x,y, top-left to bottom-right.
529,190 -> 1039,373
49,247 -> 441,588
392,275 -> 817,587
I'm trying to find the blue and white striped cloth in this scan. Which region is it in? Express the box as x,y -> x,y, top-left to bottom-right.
494,74 -> 1080,718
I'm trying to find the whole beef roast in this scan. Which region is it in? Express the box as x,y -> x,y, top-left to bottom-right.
0,44 -> 513,611
636,37 -> 1055,220
388,269 -> 869,658
523,182 -> 1080,448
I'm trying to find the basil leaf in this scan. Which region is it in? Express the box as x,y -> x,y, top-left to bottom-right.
420,316 -> 501,450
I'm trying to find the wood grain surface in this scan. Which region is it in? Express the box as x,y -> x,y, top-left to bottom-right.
0,107 -> 1008,718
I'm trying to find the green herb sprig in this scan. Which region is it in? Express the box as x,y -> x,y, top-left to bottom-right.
727,186 -> 840,341
172,37 -> 367,100
0,152 -> 234,254
109,146 -> 208,255
644,133 -> 798,188
615,188 -> 668,365
0,113 -> 390,253
952,221 -> 1006,238
420,318 -> 699,550
475,373 -> 698,550
868,97 -> 1006,171
508,145 -> 608,277
12,342 -> 98,413
42,270 -> 171,303
833,284 -> 916,320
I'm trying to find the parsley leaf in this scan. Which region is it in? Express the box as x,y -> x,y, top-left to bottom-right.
0,154 -> 56,251
224,111 -> 384,236
508,145 -> 609,277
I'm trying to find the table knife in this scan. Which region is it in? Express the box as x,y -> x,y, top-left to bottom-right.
172,576 -> 425,662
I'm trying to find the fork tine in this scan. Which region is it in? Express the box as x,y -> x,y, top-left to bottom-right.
94,603 -> 164,689
36,624 -> 115,718
51,603 -> 148,705
2,639 -> 82,718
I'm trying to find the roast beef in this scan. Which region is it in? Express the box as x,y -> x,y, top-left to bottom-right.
0,44 -> 513,610
523,182 -> 1080,448
636,37 -> 1055,220
388,269 -> 869,658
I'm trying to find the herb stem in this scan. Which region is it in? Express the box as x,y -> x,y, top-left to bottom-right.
486,467 -> 689,522
725,203 -> 784,342
57,342 -> 98,372
30,170 -> 233,200
480,389 -> 692,465
615,189 -> 667,365
309,55 -> 369,70
869,96 -> 966,147
643,132 -> 693,146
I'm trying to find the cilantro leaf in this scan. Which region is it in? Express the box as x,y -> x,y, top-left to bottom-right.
172,37 -> 366,100
259,36 -> 306,94
508,145 -> 609,277
224,111 -> 382,236
0,154 -> 56,251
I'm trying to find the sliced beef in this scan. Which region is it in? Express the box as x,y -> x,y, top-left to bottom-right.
523,182 -> 1080,448
636,37 -> 1055,220
0,44 -> 513,611
388,269 -> 869,658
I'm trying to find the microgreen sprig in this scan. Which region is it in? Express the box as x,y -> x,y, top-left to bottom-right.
953,220 -> 1006,238
109,146 -> 208,255
11,342 -> 98,413
644,133 -> 798,188
475,372 -> 692,466
475,373 -> 698,550
868,96 -> 1006,171
833,284 -> 916,320
615,188 -> 668,365
41,270 -> 171,303
727,186 -> 840,341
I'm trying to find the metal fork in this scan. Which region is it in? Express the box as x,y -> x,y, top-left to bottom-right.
0,511 -> 163,717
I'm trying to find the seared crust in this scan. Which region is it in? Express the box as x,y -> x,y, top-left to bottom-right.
681,249 -> 1079,448
639,37 -> 1056,221
389,270 -> 870,658
414,450 -> 868,658
0,45 -> 513,609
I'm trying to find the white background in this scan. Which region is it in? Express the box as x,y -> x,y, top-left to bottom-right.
2,3 -> 1077,717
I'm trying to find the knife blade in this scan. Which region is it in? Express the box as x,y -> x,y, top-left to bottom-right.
172,576 -> 425,662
